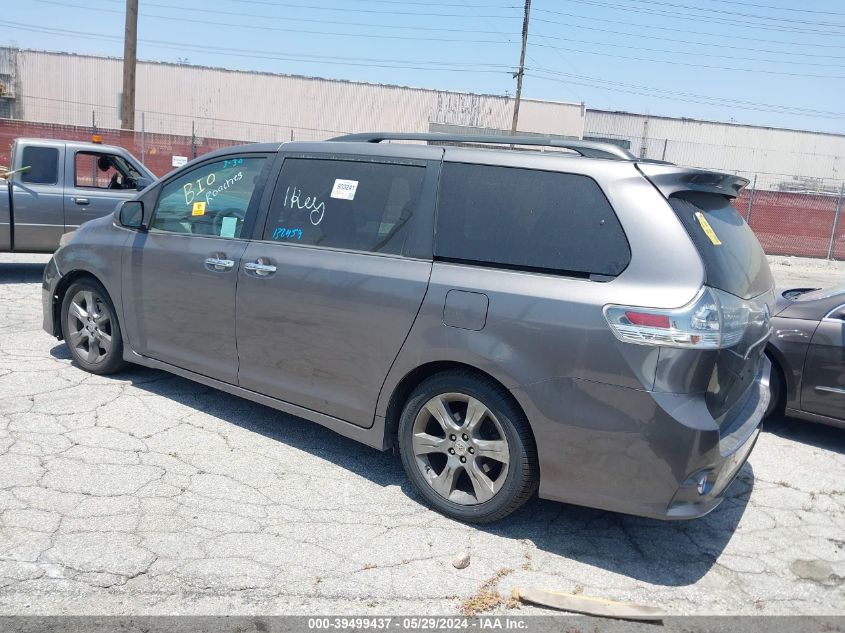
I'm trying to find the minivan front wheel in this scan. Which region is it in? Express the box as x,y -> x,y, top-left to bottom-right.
398,371 -> 538,523
61,278 -> 125,375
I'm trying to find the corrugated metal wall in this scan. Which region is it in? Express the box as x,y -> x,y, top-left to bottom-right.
14,49 -> 585,142
585,109 -> 845,192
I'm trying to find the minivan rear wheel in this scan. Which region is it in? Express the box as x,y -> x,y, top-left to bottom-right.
398,371 -> 538,523
61,278 -> 126,375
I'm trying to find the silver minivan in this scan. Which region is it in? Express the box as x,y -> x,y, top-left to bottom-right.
42,133 -> 774,523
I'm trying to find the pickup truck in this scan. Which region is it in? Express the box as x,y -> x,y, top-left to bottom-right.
1,138 -> 154,253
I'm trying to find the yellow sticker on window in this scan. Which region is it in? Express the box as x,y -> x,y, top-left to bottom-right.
192,201 -> 206,216
695,212 -> 721,245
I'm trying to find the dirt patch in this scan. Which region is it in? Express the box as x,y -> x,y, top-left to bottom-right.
459,568 -> 514,617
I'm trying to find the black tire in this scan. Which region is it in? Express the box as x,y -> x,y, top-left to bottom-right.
765,354 -> 784,419
398,370 -> 539,523
60,277 -> 126,375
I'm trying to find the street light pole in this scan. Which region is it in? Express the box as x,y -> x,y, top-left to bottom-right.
510,0 -> 532,134
121,0 -> 138,130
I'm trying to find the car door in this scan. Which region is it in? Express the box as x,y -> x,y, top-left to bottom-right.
121,152 -> 272,384
11,143 -> 66,251
801,303 -> 845,420
63,150 -> 140,231
235,152 -> 439,427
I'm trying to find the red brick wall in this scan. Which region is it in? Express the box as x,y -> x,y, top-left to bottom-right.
0,119 -> 242,178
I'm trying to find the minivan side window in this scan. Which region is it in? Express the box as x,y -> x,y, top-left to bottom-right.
264,158 -> 425,255
150,156 -> 266,239
435,163 -> 630,277
21,146 -> 59,185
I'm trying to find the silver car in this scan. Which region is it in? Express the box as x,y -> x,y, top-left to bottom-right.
42,133 -> 774,523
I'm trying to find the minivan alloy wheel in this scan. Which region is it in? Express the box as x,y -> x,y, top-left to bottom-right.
412,392 -> 510,505
66,289 -> 113,365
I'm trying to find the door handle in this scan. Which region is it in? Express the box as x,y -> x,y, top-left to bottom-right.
74,197 -> 90,205
244,261 -> 277,276
205,257 -> 235,271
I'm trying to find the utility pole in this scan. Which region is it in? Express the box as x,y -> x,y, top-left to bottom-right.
510,0 -> 531,134
121,0 -> 138,130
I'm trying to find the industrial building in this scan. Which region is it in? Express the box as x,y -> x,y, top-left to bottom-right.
0,47 -> 586,141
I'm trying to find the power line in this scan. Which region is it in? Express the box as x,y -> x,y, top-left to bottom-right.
30,1 -> 520,44
531,11 -> 845,49
334,0 -> 519,7
97,0 -> 522,19
31,0 -> 845,74
97,0 -> 521,36
0,21 -> 515,73
528,42 -> 845,80
703,0 -> 845,17
583,0 -> 845,28
530,21 -> 845,59
529,29 -> 845,68
535,2 -> 845,36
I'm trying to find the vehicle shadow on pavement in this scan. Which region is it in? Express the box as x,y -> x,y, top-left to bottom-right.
484,464 -> 753,586
53,354 -> 755,588
0,262 -> 46,284
763,414 -> 843,454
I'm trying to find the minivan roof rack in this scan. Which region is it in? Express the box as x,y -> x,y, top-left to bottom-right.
329,132 -> 637,161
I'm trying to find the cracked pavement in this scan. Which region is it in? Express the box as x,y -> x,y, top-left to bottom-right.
0,253 -> 843,616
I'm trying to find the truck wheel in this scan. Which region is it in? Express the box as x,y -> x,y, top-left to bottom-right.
61,278 -> 125,375
398,370 -> 539,523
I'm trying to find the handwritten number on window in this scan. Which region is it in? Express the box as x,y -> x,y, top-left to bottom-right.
273,227 -> 303,241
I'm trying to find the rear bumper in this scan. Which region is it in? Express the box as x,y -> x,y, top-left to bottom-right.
513,358 -> 770,520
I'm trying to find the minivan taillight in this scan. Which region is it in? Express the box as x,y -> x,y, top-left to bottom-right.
603,287 -> 753,349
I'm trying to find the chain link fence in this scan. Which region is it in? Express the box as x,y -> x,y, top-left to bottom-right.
2,107 -> 844,260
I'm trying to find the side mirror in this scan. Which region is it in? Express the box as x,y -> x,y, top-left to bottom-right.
135,177 -> 153,191
4,165 -> 31,181
118,200 -> 146,230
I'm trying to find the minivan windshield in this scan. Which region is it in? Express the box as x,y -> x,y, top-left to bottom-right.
669,191 -> 772,300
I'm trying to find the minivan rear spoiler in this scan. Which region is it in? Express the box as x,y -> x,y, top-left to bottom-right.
636,163 -> 750,199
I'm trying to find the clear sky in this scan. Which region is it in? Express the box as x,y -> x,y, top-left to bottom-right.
2,0 -> 844,134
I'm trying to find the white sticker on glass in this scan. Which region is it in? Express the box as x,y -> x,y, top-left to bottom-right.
330,179 -> 358,200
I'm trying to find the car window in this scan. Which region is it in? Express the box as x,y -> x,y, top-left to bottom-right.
75,152 -> 136,190
669,192 -> 772,300
264,158 -> 425,255
21,146 -> 59,184
150,156 -> 266,239
435,163 -> 630,277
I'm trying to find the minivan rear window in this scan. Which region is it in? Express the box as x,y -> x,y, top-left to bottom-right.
435,163 -> 630,277
668,192 -> 772,300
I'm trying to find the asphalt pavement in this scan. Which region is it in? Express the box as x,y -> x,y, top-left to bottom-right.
0,253 -> 842,616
